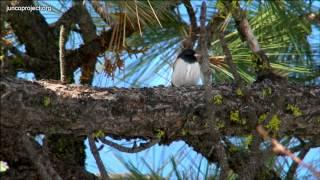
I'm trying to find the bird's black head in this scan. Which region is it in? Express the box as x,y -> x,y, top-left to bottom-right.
178,49 -> 197,63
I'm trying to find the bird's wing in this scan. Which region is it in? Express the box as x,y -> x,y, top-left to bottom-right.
172,58 -> 180,71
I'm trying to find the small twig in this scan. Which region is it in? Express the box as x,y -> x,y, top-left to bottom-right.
307,12 -> 320,24
90,0 -> 110,24
287,146 -> 310,179
99,137 -> 160,153
59,25 -> 67,84
257,126 -> 320,178
88,135 -> 109,179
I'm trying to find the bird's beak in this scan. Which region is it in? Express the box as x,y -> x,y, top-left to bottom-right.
194,53 -> 201,58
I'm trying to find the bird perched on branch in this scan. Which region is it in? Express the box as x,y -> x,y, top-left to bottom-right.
172,49 -> 203,87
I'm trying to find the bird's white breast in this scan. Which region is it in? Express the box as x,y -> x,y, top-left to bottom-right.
172,58 -> 203,87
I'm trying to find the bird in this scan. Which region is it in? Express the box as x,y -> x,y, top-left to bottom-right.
171,49 -> 203,87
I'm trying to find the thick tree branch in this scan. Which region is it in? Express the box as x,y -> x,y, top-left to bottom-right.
51,2 -> 140,85
199,1 -> 211,86
206,13 -> 225,48
182,0 -> 197,33
65,17 -> 136,78
51,2 -> 98,84
181,0 -> 198,48
51,3 -> 84,34
223,0 -> 277,80
200,2 -> 230,178
219,29 -> 242,85
73,2 -> 98,84
1,44 -> 45,76
5,0 -> 59,79
1,77 -> 320,168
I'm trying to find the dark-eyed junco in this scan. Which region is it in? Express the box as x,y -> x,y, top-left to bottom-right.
172,49 -> 203,87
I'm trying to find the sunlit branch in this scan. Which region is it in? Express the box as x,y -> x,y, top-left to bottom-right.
257,126 -> 320,178
59,25 -> 67,84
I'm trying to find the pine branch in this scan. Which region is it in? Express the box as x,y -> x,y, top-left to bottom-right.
99,138 -> 160,153
88,135 -> 109,179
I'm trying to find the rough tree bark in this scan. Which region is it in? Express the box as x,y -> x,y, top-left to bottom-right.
1,76 -> 320,178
